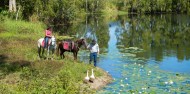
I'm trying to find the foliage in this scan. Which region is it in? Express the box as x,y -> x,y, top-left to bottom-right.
1,0 -> 190,33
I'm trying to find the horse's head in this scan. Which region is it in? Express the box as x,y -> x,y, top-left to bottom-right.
50,36 -> 56,46
76,38 -> 87,48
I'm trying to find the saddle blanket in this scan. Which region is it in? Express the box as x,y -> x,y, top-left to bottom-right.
63,41 -> 74,50
42,40 -> 45,47
42,39 -> 51,48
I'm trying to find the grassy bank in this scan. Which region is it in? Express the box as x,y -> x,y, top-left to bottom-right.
0,18 -> 108,94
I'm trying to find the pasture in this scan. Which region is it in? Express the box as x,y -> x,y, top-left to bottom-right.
0,18 -> 103,93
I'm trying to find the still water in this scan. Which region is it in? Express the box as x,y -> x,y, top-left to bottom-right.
77,14 -> 190,93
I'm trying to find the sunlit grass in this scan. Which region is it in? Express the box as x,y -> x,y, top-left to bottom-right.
3,19 -> 45,35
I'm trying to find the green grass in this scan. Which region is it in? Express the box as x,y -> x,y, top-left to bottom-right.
0,18 -> 103,94
117,11 -> 128,15
3,19 -> 45,35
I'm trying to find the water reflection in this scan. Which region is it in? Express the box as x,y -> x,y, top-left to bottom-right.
77,14 -> 190,93
113,14 -> 190,73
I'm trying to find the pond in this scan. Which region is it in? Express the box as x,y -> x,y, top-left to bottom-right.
76,14 -> 190,93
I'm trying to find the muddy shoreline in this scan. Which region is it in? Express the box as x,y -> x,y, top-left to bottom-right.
84,67 -> 113,90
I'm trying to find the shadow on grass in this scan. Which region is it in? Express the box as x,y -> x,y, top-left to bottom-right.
0,54 -> 31,74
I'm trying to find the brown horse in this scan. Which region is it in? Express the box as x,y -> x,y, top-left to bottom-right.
58,38 -> 87,60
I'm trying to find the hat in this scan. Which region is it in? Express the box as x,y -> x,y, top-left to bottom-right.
92,39 -> 96,45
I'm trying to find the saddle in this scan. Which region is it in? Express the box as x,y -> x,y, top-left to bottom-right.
63,40 -> 74,50
42,39 -> 51,48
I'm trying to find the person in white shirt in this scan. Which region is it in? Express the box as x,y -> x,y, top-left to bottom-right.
87,39 -> 99,67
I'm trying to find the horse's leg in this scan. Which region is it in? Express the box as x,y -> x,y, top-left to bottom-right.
60,50 -> 64,59
73,52 -> 77,60
51,48 -> 55,60
76,51 -> 78,60
38,46 -> 41,58
61,51 -> 65,59
63,52 -> 65,59
42,48 -> 45,58
47,46 -> 50,60
52,49 -> 54,59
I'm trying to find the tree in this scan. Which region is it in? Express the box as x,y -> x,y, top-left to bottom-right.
9,0 -> 16,12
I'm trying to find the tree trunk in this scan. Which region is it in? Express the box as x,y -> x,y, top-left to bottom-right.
9,0 -> 16,12
16,6 -> 20,20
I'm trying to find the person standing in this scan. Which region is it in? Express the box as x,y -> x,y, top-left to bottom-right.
44,27 -> 52,49
87,39 -> 99,67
